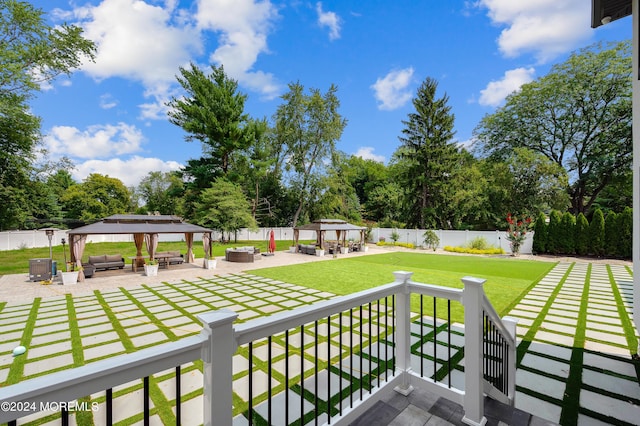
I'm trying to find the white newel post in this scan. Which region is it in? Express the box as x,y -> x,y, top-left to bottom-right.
392,271 -> 414,396
199,309 -> 238,426
461,276 -> 487,426
502,316 -> 519,405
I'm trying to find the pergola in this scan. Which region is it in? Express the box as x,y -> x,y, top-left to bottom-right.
293,219 -> 366,250
67,215 -> 213,281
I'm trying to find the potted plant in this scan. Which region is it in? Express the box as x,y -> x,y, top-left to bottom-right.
61,263 -> 78,285
316,245 -> 325,257
144,259 -> 159,276
203,253 -> 217,269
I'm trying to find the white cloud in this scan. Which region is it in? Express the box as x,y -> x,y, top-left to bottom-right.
479,67 -> 535,107
354,147 -> 385,163
371,68 -> 414,111
99,93 -> 118,109
197,0 -> 282,99
60,0 -> 201,118
478,0 -> 591,63
44,123 -> 145,159
316,2 -> 341,41
74,156 -> 183,187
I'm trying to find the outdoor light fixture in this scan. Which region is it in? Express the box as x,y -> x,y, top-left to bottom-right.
42,228 -> 55,259
601,15 -> 612,25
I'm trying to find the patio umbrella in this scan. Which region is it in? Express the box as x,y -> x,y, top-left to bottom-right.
269,229 -> 276,253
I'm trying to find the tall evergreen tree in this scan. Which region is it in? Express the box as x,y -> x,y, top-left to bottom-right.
604,211 -> 618,257
588,208 -> 605,256
532,212 -> 547,254
396,77 -> 457,229
617,207 -> 632,258
575,213 -> 589,256
559,212 -> 576,254
546,210 -> 563,254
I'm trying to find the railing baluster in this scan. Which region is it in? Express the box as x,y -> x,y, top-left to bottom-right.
339,312 -> 343,416
176,366 -> 181,425
392,295 -> 395,373
106,388 -> 112,425
384,297 -> 388,382
447,299 -> 451,388
368,302 -> 372,393
314,320 -> 319,426
300,324 -> 305,422
248,342 -> 253,425
376,299 -> 381,389
420,294 -> 424,377
286,329 -> 290,426
359,305 -> 363,401
268,335 -> 272,426
327,315 -> 332,424
143,376 -> 149,426
349,308 -> 353,408
433,296 -> 437,381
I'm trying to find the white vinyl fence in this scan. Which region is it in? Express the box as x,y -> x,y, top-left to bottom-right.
0,227 -> 532,254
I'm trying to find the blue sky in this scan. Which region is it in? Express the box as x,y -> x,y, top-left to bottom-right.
32,0 -> 630,187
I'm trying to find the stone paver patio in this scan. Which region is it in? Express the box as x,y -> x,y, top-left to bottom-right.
0,251 -> 638,425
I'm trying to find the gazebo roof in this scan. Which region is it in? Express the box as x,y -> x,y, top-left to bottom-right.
67,215 -> 212,235
294,219 -> 365,232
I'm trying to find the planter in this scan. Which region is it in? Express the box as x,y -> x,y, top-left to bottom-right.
61,271 -> 78,286
316,249 -> 325,257
340,247 -> 348,254
203,258 -> 217,269
289,246 -> 297,253
144,264 -> 159,276
363,245 -> 369,252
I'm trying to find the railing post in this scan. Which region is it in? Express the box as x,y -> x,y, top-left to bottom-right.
461,276 -> 487,426
502,316 -> 519,405
199,309 -> 238,426
392,271 -> 414,396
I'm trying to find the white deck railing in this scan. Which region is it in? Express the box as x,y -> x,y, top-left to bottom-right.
0,271 -> 517,426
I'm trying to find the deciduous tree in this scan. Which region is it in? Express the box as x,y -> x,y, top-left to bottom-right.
474,41 -> 631,214
273,82 -> 346,227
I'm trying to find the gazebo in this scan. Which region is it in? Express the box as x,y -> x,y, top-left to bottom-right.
292,219 -> 366,252
67,215 -> 213,280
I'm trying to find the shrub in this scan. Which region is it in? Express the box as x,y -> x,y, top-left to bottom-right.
532,212 -> 547,254
546,210 -> 563,254
422,230 -> 439,251
575,213 -> 589,256
468,236 -> 490,250
376,241 -> 415,249
443,246 -> 505,255
605,211 -> 618,257
617,207 -> 632,258
558,212 -> 576,254
390,230 -> 400,243
589,208 -> 605,256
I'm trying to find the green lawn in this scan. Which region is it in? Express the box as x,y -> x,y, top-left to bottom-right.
250,252 -> 556,322
0,240 -> 307,276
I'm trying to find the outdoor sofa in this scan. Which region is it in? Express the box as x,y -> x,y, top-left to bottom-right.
85,254 -> 125,271
225,247 -> 261,263
297,244 -> 317,255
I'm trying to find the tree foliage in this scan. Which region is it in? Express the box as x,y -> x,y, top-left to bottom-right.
0,0 -> 95,230
273,82 -> 346,227
396,77 -> 458,229
532,212 -> 547,254
604,211 -> 618,257
61,174 -> 131,222
588,208 -> 605,256
195,178 -> 257,239
575,213 -> 589,256
168,63 -> 266,184
617,207 -> 632,258
474,41 -> 632,214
